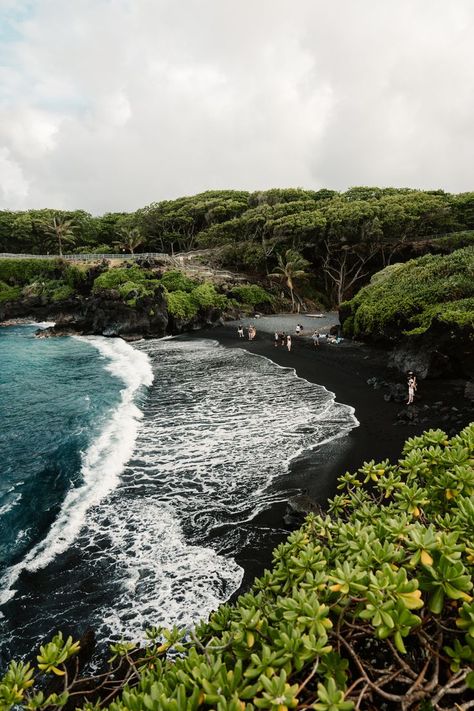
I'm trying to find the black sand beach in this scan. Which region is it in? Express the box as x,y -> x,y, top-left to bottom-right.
186,315 -> 473,595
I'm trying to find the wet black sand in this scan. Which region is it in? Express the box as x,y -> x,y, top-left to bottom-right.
186,321 -> 473,595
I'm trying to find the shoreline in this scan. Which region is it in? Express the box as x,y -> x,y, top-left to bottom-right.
184,319 -> 473,596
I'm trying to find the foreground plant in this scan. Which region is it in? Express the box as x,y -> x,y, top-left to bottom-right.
1,424 -> 473,711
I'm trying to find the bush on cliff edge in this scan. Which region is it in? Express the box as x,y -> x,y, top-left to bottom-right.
1,423 -> 473,710
340,247 -> 474,341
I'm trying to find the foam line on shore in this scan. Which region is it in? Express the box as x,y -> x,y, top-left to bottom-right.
0,337 -> 153,606
242,345 -> 359,427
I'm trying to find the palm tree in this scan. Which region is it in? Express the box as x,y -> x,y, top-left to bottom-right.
114,227 -> 145,255
269,249 -> 310,312
44,215 -> 76,256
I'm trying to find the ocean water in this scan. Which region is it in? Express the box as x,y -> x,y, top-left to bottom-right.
0,326 -> 357,665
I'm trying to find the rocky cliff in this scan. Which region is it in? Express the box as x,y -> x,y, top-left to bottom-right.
1,286 -> 227,340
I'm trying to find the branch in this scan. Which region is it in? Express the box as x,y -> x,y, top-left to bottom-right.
335,633 -> 405,703
355,682 -> 369,710
386,639 -> 418,680
431,670 -> 468,707
296,659 -> 319,695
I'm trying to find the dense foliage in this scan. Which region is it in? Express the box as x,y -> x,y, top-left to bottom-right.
91,267 -> 231,317
0,259 -> 85,304
0,258 -> 245,320
92,265 -> 161,305
228,285 -> 274,309
340,247 -> 474,341
2,188 -> 474,304
1,425 -> 473,710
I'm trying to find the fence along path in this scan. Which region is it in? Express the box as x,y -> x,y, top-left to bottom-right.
0,251 -> 247,281
0,252 -> 169,261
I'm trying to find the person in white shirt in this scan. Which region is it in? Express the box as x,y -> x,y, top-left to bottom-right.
407,371 -> 417,404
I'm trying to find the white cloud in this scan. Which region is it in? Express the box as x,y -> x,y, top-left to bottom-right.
0,0 -> 473,214
0,147 -> 29,206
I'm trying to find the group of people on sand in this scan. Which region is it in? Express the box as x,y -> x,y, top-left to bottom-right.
237,324 -> 256,340
272,328 -> 324,352
238,321 -> 342,353
274,331 -> 293,351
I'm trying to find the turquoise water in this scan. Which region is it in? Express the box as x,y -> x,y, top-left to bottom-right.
0,324 -> 155,664
0,325 -> 122,573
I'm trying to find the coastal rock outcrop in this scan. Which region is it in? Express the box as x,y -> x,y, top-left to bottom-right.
5,286 -> 227,340
36,287 -> 169,339
386,325 -> 473,379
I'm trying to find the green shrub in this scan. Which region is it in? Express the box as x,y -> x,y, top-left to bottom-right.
116,281 -> 155,304
92,265 -> 148,292
191,283 -> 228,310
92,265 -> 160,304
2,424 -> 473,710
0,280 -> 21,302
341,247 -> 474,339
229,284 -> 273,307
50,284 -> 75,302
165,281 -> 228,318
166,290 -> 198,319
160,270 -> 197,293
15,279 -> 75,303
0,259 -> 82,288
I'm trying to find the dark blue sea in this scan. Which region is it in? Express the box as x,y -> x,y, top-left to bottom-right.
0,325 -> 357,665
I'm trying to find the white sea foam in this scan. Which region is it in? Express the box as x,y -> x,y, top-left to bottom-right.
1,336 -> 359,648
68,338 -> 358,642
88,497 -> 243,639
0,337 -> 153,605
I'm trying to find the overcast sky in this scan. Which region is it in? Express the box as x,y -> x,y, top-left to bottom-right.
0,0 -> 473,214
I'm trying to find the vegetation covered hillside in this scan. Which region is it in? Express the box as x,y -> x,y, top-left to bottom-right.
340,247 -> 474,341
1,425 -> 473,710
2,187 -> 474,305
0,258 -> 274,330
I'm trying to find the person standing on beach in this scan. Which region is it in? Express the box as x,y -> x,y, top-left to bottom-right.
287,334 -> 292,351
281,332 -> 286,347
295,324 -> 301,336
238,324 -> 244,338
407,371 -> 417,404
312,331 -> 320,347
274,331 -> 279,347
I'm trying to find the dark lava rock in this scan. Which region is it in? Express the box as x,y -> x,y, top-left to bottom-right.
284,495 -> 321,526
384,382 -> 407,403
